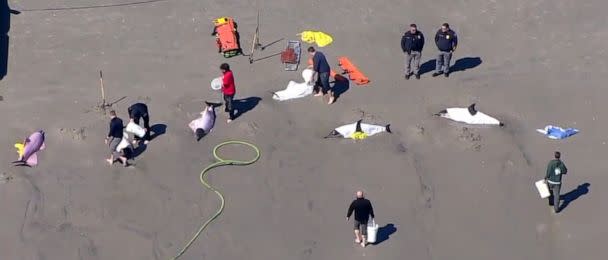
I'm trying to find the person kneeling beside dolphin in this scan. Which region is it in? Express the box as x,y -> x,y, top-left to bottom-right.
188,101 -> 217,141
325,119 -> 392,140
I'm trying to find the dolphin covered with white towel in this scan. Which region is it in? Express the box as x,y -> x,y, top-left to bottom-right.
272,69 -> 314,101
434,103 -> 504,126
325,119 -> 392,140
188,101 -> 216,141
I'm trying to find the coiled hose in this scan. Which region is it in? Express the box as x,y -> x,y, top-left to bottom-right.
171,140 -> 260,260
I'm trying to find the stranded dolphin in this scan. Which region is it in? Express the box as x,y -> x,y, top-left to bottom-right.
434,103 -> 504,126
13,130 -> 46,167
188,101 -> 216,141
325,119 -> 392,139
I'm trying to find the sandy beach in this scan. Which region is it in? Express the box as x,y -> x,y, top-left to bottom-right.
1,0 -> 607,259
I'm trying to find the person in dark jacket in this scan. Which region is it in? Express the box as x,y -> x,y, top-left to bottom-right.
433,23 -> 458,77
127,103 -> 151,144
307,47 -> 334,104
346,190 -> 375,247
401,23 -> 425,80
545,151 -> 568,213
105,110 -> 128,166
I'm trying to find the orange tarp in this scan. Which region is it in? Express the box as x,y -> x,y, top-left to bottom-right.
337,57 -> 370,85
214,17 -> 239,52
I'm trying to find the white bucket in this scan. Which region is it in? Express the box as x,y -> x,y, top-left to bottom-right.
125,121 -> 146,138
535,179 -> 550,198
366,220 -> 379,244
211,77 -> 223,91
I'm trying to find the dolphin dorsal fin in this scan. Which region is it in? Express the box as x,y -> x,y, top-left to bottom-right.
468,103 -> 477,116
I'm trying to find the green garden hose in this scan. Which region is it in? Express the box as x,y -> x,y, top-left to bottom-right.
171,140 -> 260,260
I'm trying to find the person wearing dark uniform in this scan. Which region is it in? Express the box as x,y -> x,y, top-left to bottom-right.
433,23 -> 458,77
128,103 -> 151,144
401,23 -> 425,80
346,190 -> 375,247
545,151 -> 568,213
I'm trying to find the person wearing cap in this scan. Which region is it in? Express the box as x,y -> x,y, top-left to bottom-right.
346,191 -> 375,247
545,151 -> 568,213
433,23 -> 458,77
401,23 -> 425,80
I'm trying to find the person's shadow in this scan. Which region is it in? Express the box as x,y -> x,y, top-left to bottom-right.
331,74 -> 350,103
559,183 -> 590,212
418,57 -> 482,76
149,123 -> 167,140
373,223 -> 396,245
1,0 -> 20,80
233,96 -> 261,119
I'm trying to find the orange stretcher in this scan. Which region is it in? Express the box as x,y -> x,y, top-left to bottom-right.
213,17 -> 240,58
337,57 -> 370,85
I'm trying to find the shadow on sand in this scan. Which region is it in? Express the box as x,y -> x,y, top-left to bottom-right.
1,0 -> 19,80
419,56 -> 482,76
331,74 -> 350,103
373,223 -> 396,245
150,123 -> 167,140
559,183 -> 590,212
233,96 -> 261,119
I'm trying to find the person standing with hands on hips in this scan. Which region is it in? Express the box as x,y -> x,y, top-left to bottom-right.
346,190 -> 375,248
545,151 -> 568,213
433,23 -> 458,77
401,23 -> 425,80
220,63 -> 236,123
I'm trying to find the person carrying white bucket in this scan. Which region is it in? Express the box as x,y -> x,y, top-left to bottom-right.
346,190 -> 376,247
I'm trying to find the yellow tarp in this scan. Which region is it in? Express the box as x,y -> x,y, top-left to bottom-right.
300,31 -> 333,47
350,132 -> 368,140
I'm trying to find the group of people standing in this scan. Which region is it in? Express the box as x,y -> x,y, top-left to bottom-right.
401,23 -> 458,79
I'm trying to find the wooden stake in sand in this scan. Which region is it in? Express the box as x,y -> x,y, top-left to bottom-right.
249,10 -> 262,64
97,70 -> 112,113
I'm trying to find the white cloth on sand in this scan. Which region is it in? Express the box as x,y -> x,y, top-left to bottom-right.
273,69 -> 314,101
440,107 -> 501,125
335,123 -> 387,139
116,132 -> 132,152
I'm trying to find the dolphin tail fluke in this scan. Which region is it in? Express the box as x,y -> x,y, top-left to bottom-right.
385,124 -> 392,133
204,101 -> 213,107
434,109 -> 447,116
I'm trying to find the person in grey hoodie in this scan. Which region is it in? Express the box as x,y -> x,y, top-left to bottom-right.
401,23 -> 425,80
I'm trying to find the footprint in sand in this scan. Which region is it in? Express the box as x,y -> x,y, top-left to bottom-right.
0,172 -> 13,184
59,127 -> 86,141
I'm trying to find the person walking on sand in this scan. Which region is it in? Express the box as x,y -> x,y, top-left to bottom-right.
105,110 -> 128,166
545,151 -> 568,213
433,23 -> 458,78
401,23 -> 425,80
346,190 -> 375,247
220,63 -> 236,123
307,47 -> 334,104
127,102 -> 151,145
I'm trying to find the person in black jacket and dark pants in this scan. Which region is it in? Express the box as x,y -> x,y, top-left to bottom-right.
401,24 -> 425,80
433,23 -> 458,77
346,190 -> 375,247
128,103 -> 151,145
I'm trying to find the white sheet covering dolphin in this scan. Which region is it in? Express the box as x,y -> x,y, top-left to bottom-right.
272,69 -> 314,101
325,120 -> 392,139
435,103 -> 503,126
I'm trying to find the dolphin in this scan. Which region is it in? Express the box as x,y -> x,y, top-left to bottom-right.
325,119 -> 392,139
434,103 -> 504,126
188,101 -> 217,141
13,130 -> 46,167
